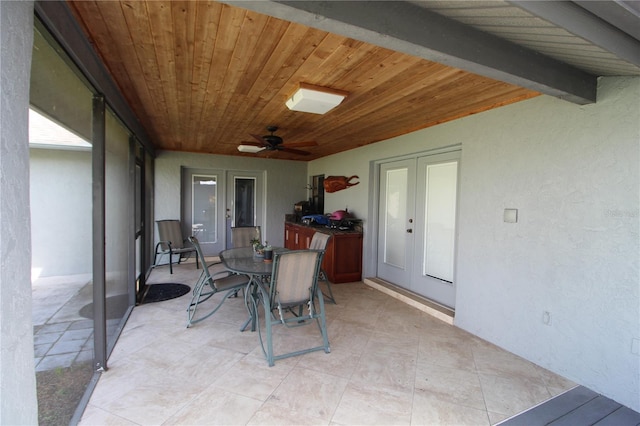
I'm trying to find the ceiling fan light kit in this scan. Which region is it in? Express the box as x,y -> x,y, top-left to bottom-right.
286,83 -> 348,114
238,126 -> 318,156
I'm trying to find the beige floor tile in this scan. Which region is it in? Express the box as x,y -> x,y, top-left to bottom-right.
165,387 -> 263,425
418,332 -> 477,372
365,330 -> 421,357
296,345 -> 361,379
411,390 -> 491,426
211,354 -> 294,401
78,404 -> 138,425
350,347 -> 417,392
247,402 -> 329,425
332,305 -> 383,330
90,370 -> 209,424
473,342 -> 546,385
534,364 -> 577,396
332,381 -> 413,425
478,372 -> 551,417
488,410 -> 511,425
267,367 -> 349,422
325,318 -> 374,355
414,361 -> 486,411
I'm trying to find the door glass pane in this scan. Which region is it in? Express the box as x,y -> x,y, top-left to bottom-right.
384,168 -> 408,267
234,178 -> 256,227
423,161 -> 457,282
192,174 -> 217,243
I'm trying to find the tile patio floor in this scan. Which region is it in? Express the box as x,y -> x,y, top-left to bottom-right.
62,261 -> 580,425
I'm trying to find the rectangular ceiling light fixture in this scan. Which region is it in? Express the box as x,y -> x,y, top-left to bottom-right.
237,145 -> 265,153
286,83 -> 348,115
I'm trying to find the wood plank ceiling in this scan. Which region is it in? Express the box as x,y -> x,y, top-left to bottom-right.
67,0 -> 539,161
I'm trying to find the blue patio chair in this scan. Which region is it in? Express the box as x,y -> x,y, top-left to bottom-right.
251,249 -> 330,366
186,236 -> 249,327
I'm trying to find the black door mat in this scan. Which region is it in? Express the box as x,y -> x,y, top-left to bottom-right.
139,283 -> 190,304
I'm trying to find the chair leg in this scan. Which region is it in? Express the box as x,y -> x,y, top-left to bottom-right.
169,249 -> 174,274
319,270 -> 336,304
252,286 -> 275,366
187,277 -> 242,327
316,287 -> 331,353
264,300 -> 275,367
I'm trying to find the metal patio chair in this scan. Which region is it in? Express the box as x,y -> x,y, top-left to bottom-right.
251,249 -> 330,366
154,219 -> 198,274
231,225 -> 261,248
186,236 -> 249,327
309,232 -> 336,304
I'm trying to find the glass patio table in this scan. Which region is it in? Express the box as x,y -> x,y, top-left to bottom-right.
219,247 -> 288,331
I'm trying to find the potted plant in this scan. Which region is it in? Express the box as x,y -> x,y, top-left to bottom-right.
263,242 -> 273,262
251,238 -> 265,257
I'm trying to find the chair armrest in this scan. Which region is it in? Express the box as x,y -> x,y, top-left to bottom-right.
155,240 -> 174,252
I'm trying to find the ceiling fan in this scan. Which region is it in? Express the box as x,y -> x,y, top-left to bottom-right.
238,126 -> 317,156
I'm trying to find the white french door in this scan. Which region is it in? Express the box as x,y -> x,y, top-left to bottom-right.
183,169 -> 265,255
182,168 -> 225,256
377,159 -> 416,286
377,150 -> 460,308
225,171 -> 264,248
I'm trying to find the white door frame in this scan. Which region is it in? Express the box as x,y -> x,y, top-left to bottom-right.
182,168 -> 265,255
371,145 -> 461,308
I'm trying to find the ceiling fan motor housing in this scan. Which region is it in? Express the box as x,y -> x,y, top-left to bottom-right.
264,134 -> 283,146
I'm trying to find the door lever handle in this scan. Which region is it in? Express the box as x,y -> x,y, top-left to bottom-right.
406,229 -> 413,233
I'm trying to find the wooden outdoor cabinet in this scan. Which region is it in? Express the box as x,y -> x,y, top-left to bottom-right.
284,222 -> 363,283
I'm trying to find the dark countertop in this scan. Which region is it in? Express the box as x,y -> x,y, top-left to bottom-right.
285,219 -> 363,235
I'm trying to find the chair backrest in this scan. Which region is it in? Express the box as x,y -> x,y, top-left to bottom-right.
189,235 -> 228,276
270,250 -> 324,307
188,236 -> 207,268
157,220 -> 186,249
231,226 -> 261,248
309,232 -> 330,250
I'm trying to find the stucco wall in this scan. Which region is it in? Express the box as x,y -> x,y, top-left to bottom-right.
0,1 -> 39,423
154,151 -> 308,248
455,77 -> 639,411
309,76 -> 639,411
30,148 -> 92,276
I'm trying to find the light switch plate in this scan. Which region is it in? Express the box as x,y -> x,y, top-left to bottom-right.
504,208 -> 518,223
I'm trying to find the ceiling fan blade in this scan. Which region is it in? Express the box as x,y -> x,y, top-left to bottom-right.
240,141 -> 266,148
281,141 -> 317,148
280,147 -> 311,156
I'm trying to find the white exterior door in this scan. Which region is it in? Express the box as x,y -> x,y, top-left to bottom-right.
377,150 -> 460,309
412,152 -> 459,308
377,159 -> 416,286
182,168 -> 225,256
225,170 -> 264,248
